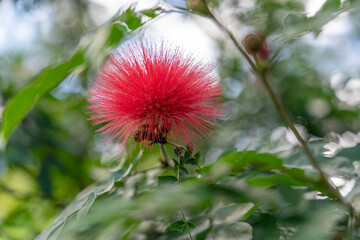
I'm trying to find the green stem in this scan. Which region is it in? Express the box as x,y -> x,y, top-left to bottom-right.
160,143 -> 170,167
173,148 -> 194,240
208,207 -> 215,239
181,209 -> 194,240
161,144 -> 195,239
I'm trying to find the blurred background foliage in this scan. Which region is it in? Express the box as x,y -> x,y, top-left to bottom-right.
1,0 -> 360,239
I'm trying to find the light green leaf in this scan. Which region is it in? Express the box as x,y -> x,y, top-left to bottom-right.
213,222 -> 252,240
220,151 -> 284,171
0,51 -> 84,147
241,203 -> 260,221
247,174 -> 307,187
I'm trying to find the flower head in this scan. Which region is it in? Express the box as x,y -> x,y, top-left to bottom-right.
88,39 -> 223,147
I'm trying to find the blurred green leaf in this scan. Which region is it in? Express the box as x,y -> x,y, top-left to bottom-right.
290,205 -> 346,240
76,192 -> 96,219
247,174 -> 307,187
158,175 -> 178,186
0,51 -> 84,148
0,6 -> 162,149
213,222 -> 252,240
336,144 -> 360,160
219,151 -> 284,171
213,203 -> 254,223
241,204 -> 260,221
247,212 -> 281,240
35,147 -> 143,239
165,219 -> 195,233
111,150 -> 142,182
180,166 -> 189,176
165,220 -> 187,233
186,158 -> 198,166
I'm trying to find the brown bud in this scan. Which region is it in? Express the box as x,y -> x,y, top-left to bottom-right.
244,34 -> 264,55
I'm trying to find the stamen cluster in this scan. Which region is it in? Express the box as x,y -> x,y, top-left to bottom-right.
88,39 -> 223,147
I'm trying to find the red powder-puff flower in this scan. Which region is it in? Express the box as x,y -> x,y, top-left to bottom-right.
88,39 -> 223,148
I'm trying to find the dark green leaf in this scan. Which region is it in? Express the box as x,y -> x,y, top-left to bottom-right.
186,158 -> 198,166
164,220 -> 186,232
174,147 -> 181,156
38,157 -> 53,198
158,175 -> 178,186
187,221 -> 195,229
180,166 -> 189,176
119,8 -> 142,30
172,158 -> 179,167
183,151 -> 191,164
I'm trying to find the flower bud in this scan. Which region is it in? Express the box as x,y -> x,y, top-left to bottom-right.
243,33 -> 268,60
244,34 -> 263,54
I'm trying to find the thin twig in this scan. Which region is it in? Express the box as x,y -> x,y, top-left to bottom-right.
168,141 -> 186,150
203,1 -> 257,73
259,72 -> 342,197
204,0 -> 357,218
181,209 -> 194,240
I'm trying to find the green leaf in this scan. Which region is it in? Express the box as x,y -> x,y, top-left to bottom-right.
111,150 -> 142,182
290,205 -> 346,240
213,222 -> 252,240
118,8 -> 142,30
158,175 -> 178,186
317,0 -> 341,14
185,158 -> 198,166
35,149 -> 142,239
172,158 -> 179,167
241,204 -> 260,221
164,220 -> 186,232
0,51 -> 84,147
76,192 -> 96,219
141,7 -> 162,18
220,151 -> 284,171
180,166 -> 189,176
183,151 -> 191,164
0,7 -> 161,149
247,174 -> 307,188
187,221 -> 196,229
164,220 -> 195,233
337,144 -> 360,160
174,147 -> 182,156
213,203 -> 254,223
